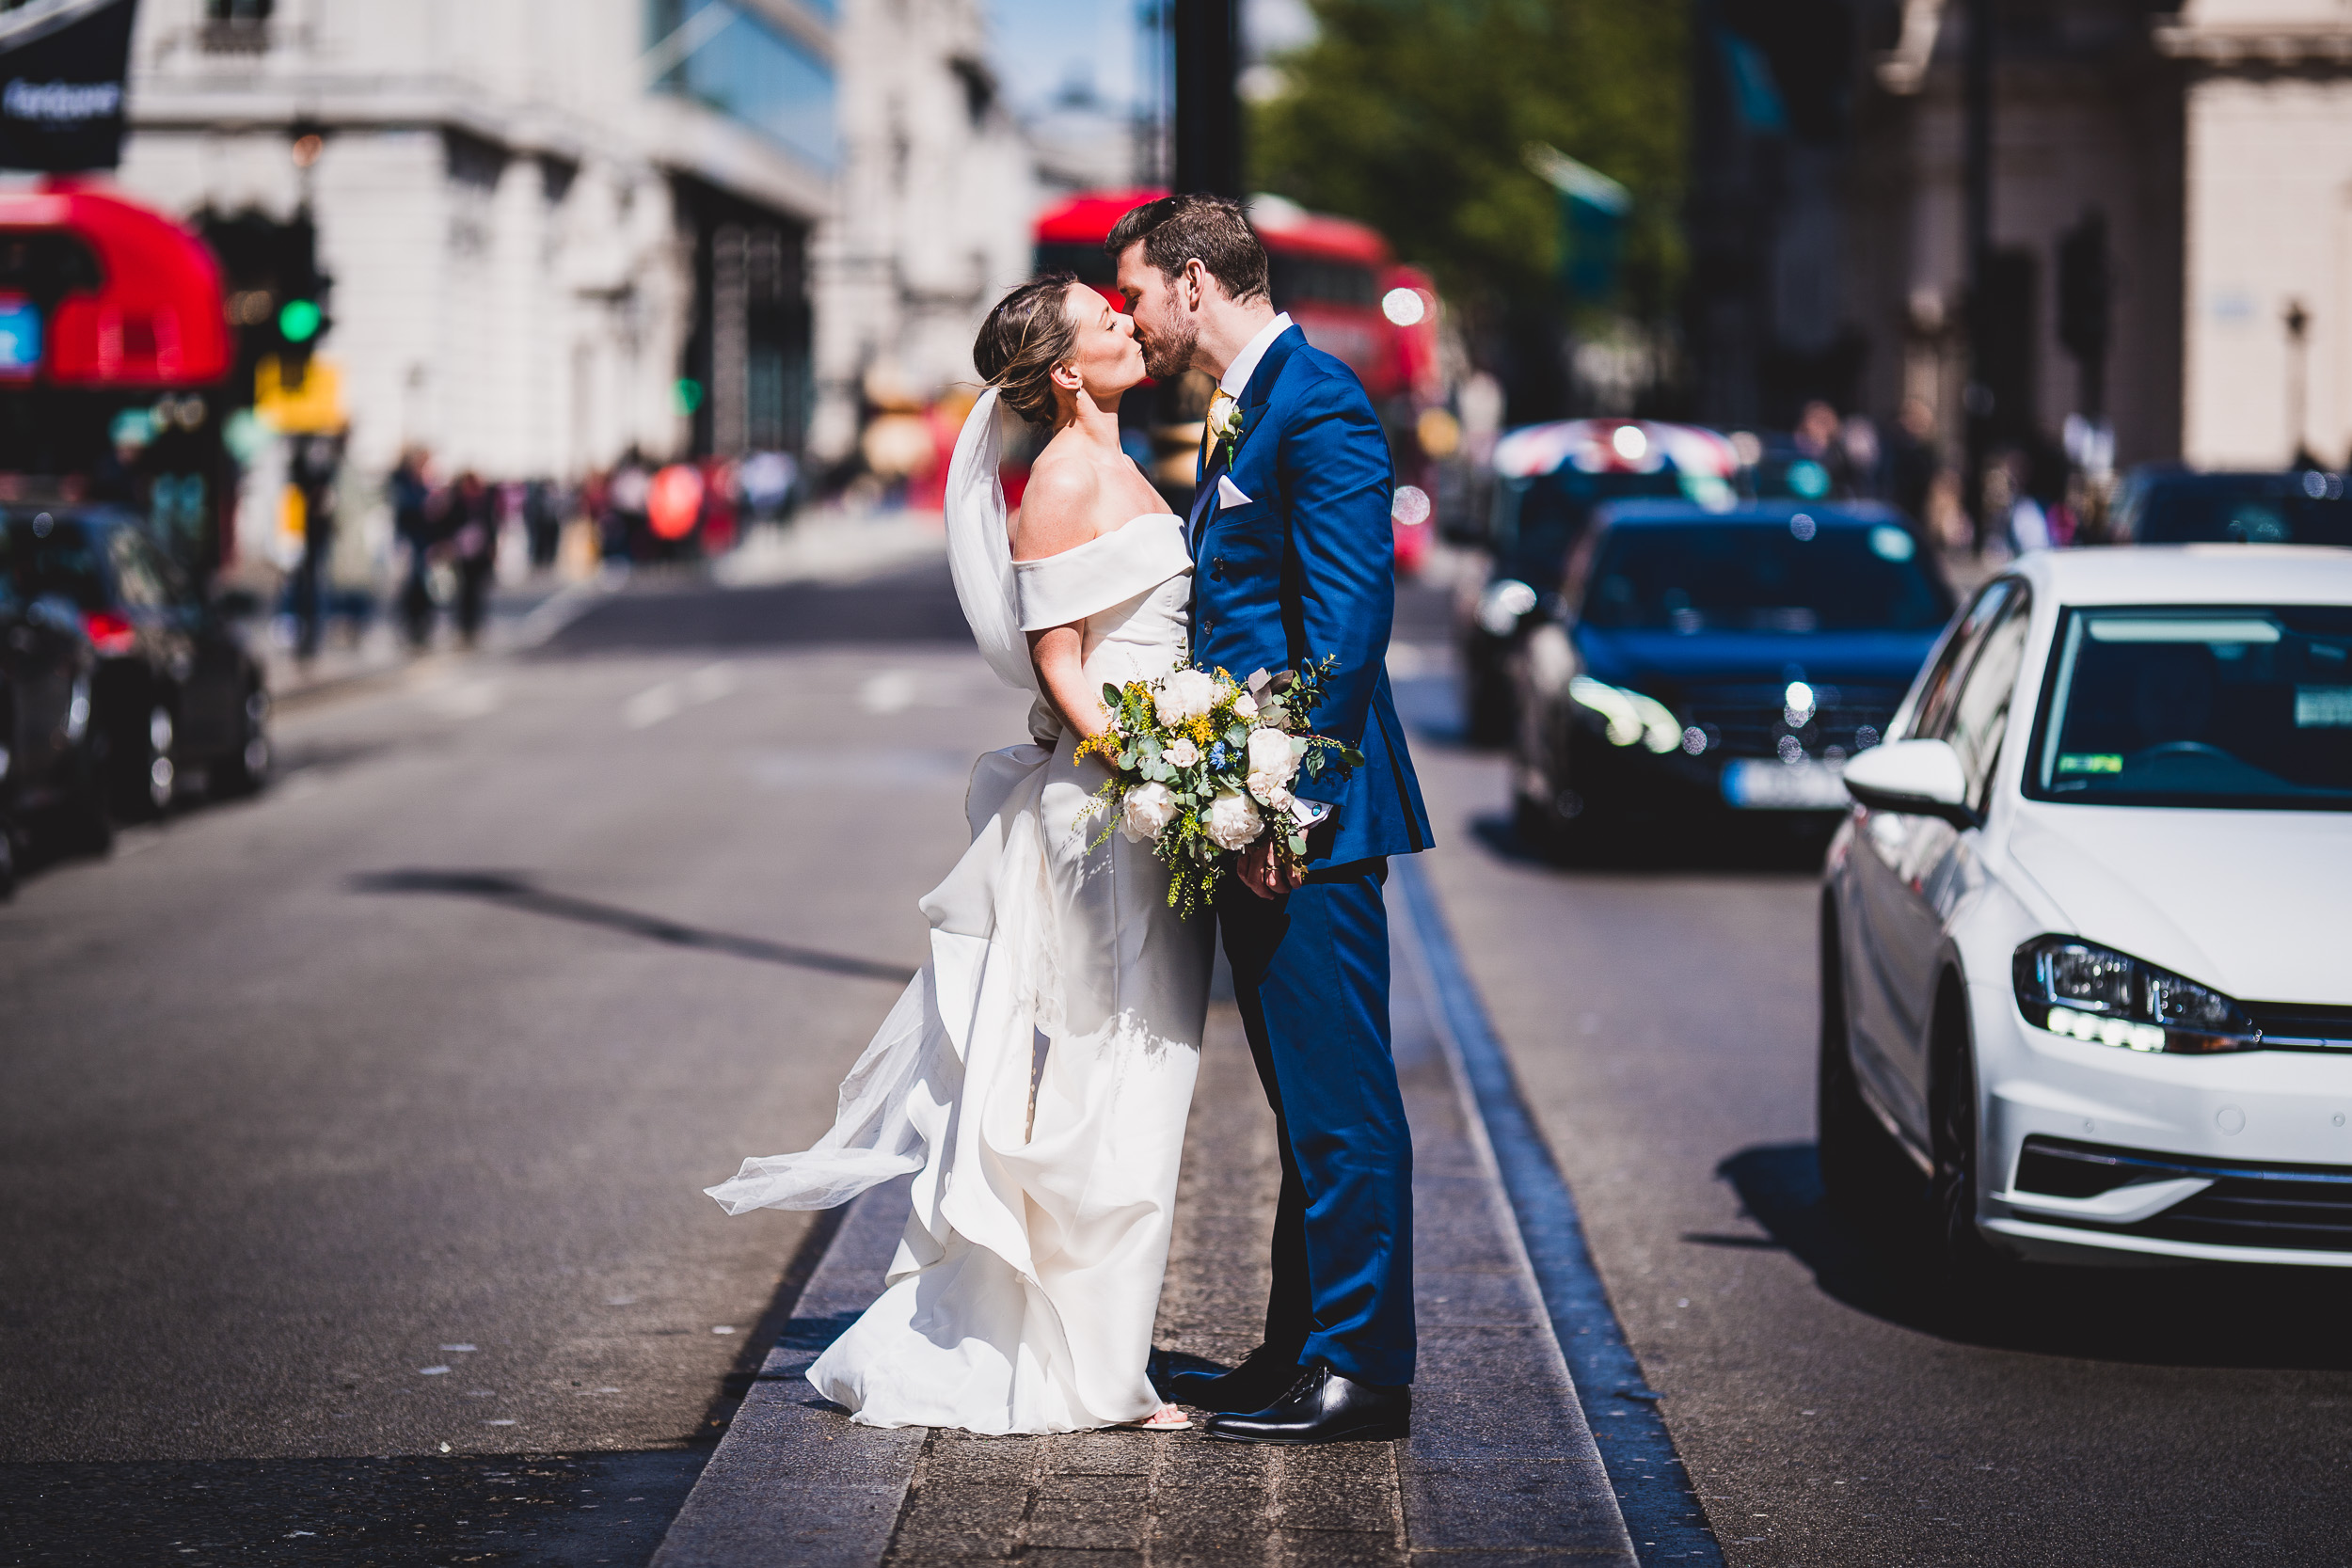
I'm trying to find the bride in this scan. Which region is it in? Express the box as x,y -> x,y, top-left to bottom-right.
705,274 -> 1212,1435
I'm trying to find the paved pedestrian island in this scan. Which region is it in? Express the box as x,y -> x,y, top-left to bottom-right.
654,898 -> 1639,1567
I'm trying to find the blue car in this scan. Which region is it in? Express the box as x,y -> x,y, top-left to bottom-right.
1507,499 -> 1955,854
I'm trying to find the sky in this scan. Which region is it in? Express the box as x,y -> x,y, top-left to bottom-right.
983,0 -> 1314,119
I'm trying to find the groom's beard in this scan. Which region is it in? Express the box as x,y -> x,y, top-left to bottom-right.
1139,316 -> 1199,384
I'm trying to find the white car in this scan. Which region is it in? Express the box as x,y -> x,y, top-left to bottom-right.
1820,546 -> 2352,1280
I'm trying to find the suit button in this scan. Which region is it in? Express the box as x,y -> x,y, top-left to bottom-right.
1212,555 -> 1225,580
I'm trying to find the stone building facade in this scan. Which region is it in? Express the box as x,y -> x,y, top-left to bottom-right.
115,0 -> 835,483
1692,0 -> 2352,474
804,0 -> 1037,467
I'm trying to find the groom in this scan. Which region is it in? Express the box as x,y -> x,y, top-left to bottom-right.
1109,195 -> 1433,1445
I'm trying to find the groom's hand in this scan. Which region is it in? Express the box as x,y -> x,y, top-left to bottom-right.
1239,840 -> 1306,899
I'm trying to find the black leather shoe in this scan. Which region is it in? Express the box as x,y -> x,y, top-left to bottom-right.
1203,1364 -> 1410,1446
1164,1344 -> 1304,1414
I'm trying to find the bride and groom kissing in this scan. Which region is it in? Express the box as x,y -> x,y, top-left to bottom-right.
707,194 -> 1434,1447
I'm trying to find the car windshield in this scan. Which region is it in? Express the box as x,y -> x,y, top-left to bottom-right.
1579,519 -> 1952,633
2028,607 -> 2352,810
2125,472 -> 2352,545
1493,469 -> 1688,580
5,515 -> 110,610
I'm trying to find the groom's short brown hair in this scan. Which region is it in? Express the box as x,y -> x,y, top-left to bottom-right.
1105,195 -> 1269,305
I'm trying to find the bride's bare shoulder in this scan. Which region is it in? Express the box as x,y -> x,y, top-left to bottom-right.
1010,443 -> 1104,563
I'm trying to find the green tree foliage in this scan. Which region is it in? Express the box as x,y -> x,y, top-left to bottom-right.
1250,0 -> 1687,330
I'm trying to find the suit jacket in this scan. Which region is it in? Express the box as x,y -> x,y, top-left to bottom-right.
1186,325 -> 1433,867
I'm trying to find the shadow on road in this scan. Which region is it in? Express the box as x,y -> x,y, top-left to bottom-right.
1720,1140 -> 2352,1370
348,869 -> 918,984
536,560 -> 972,655
1469,811 -> 1832,877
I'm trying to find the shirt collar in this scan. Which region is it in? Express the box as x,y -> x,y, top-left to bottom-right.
1216,312 -> 1293,401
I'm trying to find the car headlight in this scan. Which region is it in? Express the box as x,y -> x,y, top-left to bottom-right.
1476,578 -> 1539,637
1568,675 -> 1683,753
2011,936 -> 2260,1054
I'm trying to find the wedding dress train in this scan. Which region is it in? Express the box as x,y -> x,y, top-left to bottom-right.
705,391 -> 1212,1433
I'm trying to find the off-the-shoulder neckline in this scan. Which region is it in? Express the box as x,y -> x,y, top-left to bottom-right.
1011,513 -> 1184,566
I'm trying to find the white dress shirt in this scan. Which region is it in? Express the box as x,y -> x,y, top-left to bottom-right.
1217,311 -> 1295,403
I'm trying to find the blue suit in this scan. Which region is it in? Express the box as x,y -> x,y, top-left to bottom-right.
1187,325 -> 1430,1387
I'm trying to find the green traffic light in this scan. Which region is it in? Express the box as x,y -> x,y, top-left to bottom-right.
278,298 -> 323,343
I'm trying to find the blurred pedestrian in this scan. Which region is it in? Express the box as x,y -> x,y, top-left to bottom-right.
450,470 -> 498,647
389,447 -> 439,649
1791,399 -> 1856,496
523,478 -> 562,570
606,450 -> 650,562
1883,396 -> 1940,535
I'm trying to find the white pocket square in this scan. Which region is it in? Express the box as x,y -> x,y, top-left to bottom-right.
1216,475 -> 1253,509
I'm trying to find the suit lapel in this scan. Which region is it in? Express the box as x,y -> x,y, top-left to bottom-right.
1191,325 -> 1305,563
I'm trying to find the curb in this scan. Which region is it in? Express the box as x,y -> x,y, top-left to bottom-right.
1392,855 -> 1725,1565
650,861 -> 1685,1564
649,1177 -> 923,1568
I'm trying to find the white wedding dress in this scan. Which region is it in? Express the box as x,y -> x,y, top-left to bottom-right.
706,390 -> 1213,1434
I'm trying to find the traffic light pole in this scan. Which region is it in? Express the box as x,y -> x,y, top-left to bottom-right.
1962,0 -> 1994,553
1171,0 -> 1240,198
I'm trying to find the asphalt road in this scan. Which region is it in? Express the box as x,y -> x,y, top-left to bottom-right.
0,562 -> 1030,1565
1401,660 -> 2352,1567
8,558 -> 2350,1567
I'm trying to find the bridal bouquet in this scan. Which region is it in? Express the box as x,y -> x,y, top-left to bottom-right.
1075,658 -> 1364,914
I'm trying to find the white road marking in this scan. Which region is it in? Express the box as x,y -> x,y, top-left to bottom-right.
860,671 -> 916,714
625,661 -> 737,729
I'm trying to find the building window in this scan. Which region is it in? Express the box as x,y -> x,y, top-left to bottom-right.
648,0 -> 837,171
201,0 -> 271,52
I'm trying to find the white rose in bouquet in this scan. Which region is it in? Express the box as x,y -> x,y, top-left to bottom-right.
1246,726 -> 1301,784
1163,736 -> 1200,768
1154,668 -> 1219,726
1248,770 -> 1295,809
1202,787 -> 1264,851
1232,692 -> 1259,720
1118,781 -> 1179,843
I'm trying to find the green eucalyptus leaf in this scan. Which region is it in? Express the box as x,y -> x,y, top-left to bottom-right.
1288,832 -> 1307,856
1102,683 -> 1123,709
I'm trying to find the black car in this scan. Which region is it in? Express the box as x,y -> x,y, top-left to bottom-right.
2107,466 -> 2352,546
5,508 -> 269,819
1455,420 -> 1740,744
0,534 -> 106,890
1508,499 -> 1956,856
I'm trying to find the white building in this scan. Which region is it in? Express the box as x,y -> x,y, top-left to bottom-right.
117,0 -> 836,483
805,0 -> 1037,467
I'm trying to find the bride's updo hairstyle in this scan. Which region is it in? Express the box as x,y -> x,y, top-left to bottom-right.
974,271 -> 1084,426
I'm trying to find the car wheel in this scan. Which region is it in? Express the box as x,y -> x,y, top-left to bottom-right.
110,702 -> 175,821
213,683 -> 271,798
1926,975 -> 2016,1305
1465,651 -> 1514,747
53,738 -> 113,856
1817,895 -> 1916,1224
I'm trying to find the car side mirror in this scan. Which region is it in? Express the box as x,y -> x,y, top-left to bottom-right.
1842,737 -> 1980,828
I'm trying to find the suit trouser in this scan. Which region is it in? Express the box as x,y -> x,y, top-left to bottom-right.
1216,858 -> 1416,1387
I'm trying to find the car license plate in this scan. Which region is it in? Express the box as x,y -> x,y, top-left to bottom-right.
1721,757 -> 1850,811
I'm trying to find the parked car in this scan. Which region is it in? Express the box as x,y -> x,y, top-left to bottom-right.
1507,499 -> 1955,855
1823,546 -> 2352,1290
4,507 -> 269,819
2107,466 -> 2352,546
1457,420 -> 1740,744
0,531 -> 107,886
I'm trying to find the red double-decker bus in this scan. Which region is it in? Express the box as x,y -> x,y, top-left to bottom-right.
1034,189 -> 1437,405
1031,190 -> 1442,563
